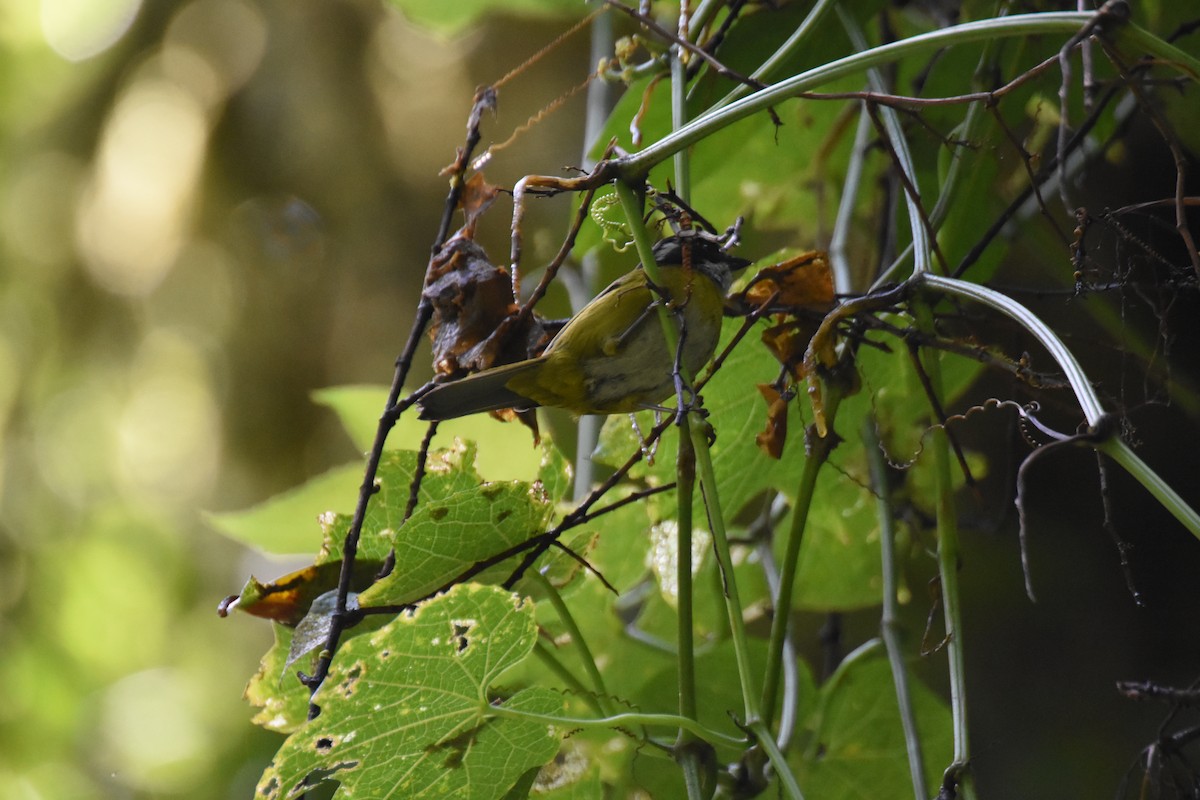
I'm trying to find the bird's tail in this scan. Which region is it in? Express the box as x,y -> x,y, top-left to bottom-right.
417,359 -> 545,420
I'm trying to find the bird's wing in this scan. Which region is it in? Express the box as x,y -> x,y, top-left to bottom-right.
417,359 -> 545,420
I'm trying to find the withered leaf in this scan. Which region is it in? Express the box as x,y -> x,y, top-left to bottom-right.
761,318 -> 822,382
424,236 -> 542,378
745,250 -> 835,312
459,172 -> 501,237
755,383 -> 789,460
220,559 -> 382,627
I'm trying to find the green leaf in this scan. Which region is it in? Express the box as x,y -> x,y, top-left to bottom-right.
790,467 -> 883,611
312,384 -> 543,483
206,463 -> 365,554
257,584 -> 563,799
317,444 -> 492,567
796,648 -> 953,799
245,623 -> 315,735
357,475 -> 554,608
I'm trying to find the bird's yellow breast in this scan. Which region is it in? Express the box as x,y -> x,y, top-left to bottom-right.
505,263 -> 726,414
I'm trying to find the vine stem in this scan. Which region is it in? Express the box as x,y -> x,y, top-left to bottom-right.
526,570 -> 613,716
614,183 -> 681,355
759,392 -> 841,732
666,27 -> 705,796
620,12 -> 1095,179
676,420 -> 699,724
689,419 -> 761,726
532,641 -> 603,715
864,417 -> 928,799
615,163 -> 763,736
913,302 -> 975,799
838,7 -> 932,276
918,273 -> 1200,542
750,720 -> 805,800
488,706 -> 746,748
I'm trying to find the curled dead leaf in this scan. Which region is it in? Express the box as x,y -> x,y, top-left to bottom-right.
745,250 -> 834,312
755,383 -> 789,459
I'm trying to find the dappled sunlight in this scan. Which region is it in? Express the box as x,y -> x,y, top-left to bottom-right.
32,373 -> 125,508
368,14 -> 475,179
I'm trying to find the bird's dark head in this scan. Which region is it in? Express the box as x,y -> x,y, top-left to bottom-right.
651,232 -> 752,292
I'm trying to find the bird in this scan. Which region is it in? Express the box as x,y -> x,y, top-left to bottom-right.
417,232 -> 751,420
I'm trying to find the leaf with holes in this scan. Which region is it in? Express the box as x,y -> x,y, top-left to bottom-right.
256,584 -> 563,799
356,476 -> 554,609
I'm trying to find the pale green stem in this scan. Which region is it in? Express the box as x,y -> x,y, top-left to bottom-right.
1100,438 -> 1200,541
838,7 -> 931,275
528,570 -> 613,716
689,419 -> 761,725
750,720 -> 805,800
574,2 -> 616,502
864,417 -> 928,800
1114,22 -> 1200,80
490,705 -> 747,748
533,641 -> 604,716
803,639 -> 882,759
713,0 -> 839,111
669,29 -> 699,743
614,182 -> 682,357
913,302 -> 974,799
761,392 -> 841,732
672,41 -> 691,203
620,13 -> 1095,178
615,178 -> 708,796
919,274 -> 1104,421
918,273 -> 1200,541
830,104 -> 873,293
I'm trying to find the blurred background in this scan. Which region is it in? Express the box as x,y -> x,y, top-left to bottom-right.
0,0 -> 589,796
4,1 -> 1200,798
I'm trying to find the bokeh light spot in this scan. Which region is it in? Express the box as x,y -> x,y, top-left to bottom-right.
0,151 -> 83,270
165,0 -> 268,105
76,78 -> 208,297
100,668 -> 208,792
40,0 -> 142,61
117,329 -> 220,504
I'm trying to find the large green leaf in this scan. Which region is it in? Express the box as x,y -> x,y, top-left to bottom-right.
257,584 -> 563,799
206,463 -> 365,554
796,648 -> 953,798
312,385 -> 543,483
357,477 -> 554,608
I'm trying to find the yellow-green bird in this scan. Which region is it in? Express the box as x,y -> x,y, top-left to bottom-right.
417,233 -> 751,420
